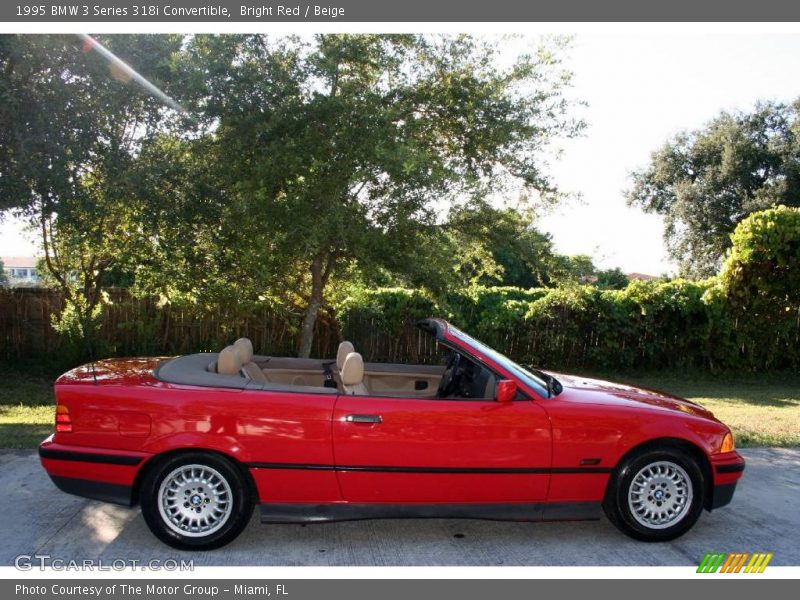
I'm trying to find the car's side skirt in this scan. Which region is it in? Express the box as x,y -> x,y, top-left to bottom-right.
259,501 -> 602,524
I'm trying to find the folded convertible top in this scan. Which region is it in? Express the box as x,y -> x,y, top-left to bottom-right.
154,353 -> 337,394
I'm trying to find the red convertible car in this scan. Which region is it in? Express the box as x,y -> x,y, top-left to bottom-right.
39,318 -> 744,550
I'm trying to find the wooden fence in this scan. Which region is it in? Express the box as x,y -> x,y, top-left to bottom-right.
4,287 -> 798,372
0,288 -> 445,366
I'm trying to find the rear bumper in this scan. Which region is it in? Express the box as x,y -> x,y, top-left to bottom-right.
48,475 -> 133,506
39,435 -> 151,506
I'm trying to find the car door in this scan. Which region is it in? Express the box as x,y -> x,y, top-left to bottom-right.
332,393 -> 552,503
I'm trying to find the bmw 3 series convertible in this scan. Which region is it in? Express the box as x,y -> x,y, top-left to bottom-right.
39,318 -> 745,550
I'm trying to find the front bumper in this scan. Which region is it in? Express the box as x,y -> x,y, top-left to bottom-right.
707,451 -> 745,511
709,482 -> 738,510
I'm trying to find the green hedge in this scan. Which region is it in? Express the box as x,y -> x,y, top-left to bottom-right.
337,278 -> 797,371
4,207 -> 798,372
338,207 -> 800,370
4,278 -> 798,373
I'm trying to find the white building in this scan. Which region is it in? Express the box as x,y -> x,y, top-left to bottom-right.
1,256 -> 40,286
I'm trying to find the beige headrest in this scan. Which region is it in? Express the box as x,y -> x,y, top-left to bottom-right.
341,352 -> 364,386
336,341 -> 355,370
234,337 -> 254,364
218,345 -> 242,375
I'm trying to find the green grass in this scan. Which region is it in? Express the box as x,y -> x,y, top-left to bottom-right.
0,368 -> 56,448
0,367 -> 797,449
604,372 -> 800,448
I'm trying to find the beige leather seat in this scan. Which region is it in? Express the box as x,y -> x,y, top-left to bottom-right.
234,337 -> 253,362
341,352 -> 369,396
235,337 -> 270,384
217,345 -> 243,375
336,341 -> 355,371
326,340 -> 355,389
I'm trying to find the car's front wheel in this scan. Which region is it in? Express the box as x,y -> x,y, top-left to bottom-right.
140,452 -> 254,550
604,447 -> 705,542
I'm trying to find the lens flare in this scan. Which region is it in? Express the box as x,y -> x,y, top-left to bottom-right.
77,33 -> 188,115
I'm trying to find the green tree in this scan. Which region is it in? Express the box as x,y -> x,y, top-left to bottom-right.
446,203 -> 562,288
0,34 -> 182,354
594,267 -> 629,289
628,100 -> 800,277
181,34 -> 583,356
0,258 -> 7,286
551,254 -> 596,285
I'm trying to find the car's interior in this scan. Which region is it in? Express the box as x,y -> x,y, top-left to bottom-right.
154,334 -> 498,400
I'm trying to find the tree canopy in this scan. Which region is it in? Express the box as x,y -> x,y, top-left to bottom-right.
175,34 -> 583,355
0,34 -> 182,351
1,34 -> 589,357
627,100 -> 800,277
445,203 -> 563,288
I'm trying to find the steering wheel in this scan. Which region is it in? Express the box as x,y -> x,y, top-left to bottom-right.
438,351 -> 462,397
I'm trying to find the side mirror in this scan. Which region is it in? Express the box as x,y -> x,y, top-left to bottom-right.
495,379 -> 517,403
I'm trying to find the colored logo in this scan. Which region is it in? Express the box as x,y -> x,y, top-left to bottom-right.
697,552 -> 773,573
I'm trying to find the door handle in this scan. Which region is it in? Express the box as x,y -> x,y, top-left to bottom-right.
345,414 -> 382,424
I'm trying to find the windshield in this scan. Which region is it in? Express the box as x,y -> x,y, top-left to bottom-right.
446,324 -> 551,398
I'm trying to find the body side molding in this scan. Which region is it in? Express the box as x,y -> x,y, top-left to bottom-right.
39,446 -> 144,466
247,462 -> 612,474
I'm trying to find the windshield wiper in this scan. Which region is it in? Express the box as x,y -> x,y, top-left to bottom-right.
527,367 -> 563,397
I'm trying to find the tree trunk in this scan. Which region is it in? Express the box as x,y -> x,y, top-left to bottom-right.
325,303 -> 344,346
298,252 -> 331,358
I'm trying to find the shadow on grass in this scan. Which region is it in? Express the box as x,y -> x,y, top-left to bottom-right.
597,372 -> 800,408
0,368 -> 55,407
0,424 -> 53,449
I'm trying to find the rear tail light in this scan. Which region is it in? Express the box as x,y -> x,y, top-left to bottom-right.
55,404 -> 72,433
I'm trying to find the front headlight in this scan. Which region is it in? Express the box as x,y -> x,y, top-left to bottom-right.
719,432 -> 735,453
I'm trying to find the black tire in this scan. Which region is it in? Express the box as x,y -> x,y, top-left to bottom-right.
603,447 -> 705,542
140,452 -> 254,551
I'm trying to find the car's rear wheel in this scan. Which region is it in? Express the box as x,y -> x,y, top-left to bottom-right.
604,447 -> 705,542
140,452 -> 254,550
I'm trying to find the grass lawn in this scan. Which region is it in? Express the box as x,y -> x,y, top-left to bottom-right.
606,372 -> 800,448
0,367 -> 797,449
0,368 -> 57,449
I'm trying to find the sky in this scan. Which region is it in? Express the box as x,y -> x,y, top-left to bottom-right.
539,32 -> 800,275
2,32 -> 800,276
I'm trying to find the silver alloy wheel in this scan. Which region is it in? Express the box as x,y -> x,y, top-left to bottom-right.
627,460 -> 693,529
158,464 -> 233,538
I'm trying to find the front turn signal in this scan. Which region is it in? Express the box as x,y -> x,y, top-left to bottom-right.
719,432 -> 735,453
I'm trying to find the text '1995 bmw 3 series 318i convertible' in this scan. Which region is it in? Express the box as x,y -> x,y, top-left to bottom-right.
39,318 -> 745,550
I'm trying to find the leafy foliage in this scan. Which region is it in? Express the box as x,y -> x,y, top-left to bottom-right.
445,204 -> 564,288
3,204 -> 799,372
628,100 -> 800,277
0,34 -> 182,358
721,205 -> 800,304
336,210 -> 800,371
176,34 -> 584,355
719,206 -> 800,368
594,267 -> 630,290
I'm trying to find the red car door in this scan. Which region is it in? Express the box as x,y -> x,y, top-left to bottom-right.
332,394 -> 552,503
